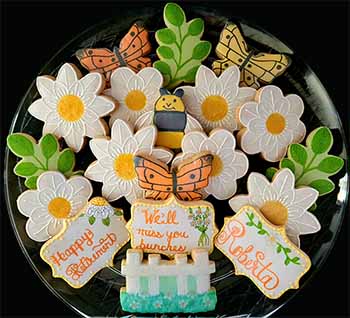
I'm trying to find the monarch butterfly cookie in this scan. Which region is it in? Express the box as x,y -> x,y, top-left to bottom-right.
7,133 -> 81,189
28,63 -> 116,152
212,23 -> 290,89
178,65 -> 256,133
17,171 -> 93,242
134,152 -> 213,201
40,197 -> 130,288
237,85 -> 306,162
76,23 -> 152,83
84,119 -> 173,204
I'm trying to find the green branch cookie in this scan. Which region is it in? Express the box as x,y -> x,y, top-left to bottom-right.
266,127 -> 344,196
7,133 -> 82,189
154,2 -> 211,89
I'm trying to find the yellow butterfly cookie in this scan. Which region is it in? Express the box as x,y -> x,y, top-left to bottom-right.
212,23 -> 290,88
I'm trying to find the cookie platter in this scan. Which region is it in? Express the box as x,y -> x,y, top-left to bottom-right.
4,3 -> 348,317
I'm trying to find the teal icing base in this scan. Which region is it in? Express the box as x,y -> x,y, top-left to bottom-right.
120,288 -> 217,313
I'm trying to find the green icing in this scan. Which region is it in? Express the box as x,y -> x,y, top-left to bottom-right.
159,276 -> 177,294
140,277 -> 149,294
120,289 -> 217,313
187,275 -> 197,293
265,126 -> 344,196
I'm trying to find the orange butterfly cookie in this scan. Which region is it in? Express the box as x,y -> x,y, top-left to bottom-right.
134,153 -> 213,201
212,23 -> 290,89
76,23 -> 152,82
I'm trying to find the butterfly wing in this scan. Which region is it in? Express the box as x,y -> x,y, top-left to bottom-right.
118,23 -> 152,71
75,48 -> 120,82
174,153 -> 213,201
212,23 -> 249,75
134,155 -> 173,200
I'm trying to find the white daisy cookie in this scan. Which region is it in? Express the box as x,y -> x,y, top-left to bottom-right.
28,63 -> 116,152
238,85 -> 306,162
107,67 -> 163,127
178,65 -> 256,133
229,168 -> 321,247
16,171 -> 93,242
85,119 -> 173,204
173,129 -> 249,200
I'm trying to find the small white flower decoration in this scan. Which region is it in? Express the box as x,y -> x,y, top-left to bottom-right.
238,85 -> 306,162
173,129 -> 249,200
28,63 -> 115,152
85,198 -> 115,219
229,168 -> 321,246
178,65 -> 256,133
16,171 -> 93,242
107,67 -> 163,127
85,119 -> 173,204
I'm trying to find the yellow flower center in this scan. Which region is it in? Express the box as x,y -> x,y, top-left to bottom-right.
211,155 -> 223,177
266,113 -> 286,135
48,197 -> 71,219
201,95 -> 228,122
57,95 -> 85,122
260,200 -> 288,226
90,197 -> 108,206
124,90 -> 147,111
114,153 -> 136,180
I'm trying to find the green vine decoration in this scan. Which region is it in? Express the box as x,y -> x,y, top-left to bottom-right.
276,243 -> 301,266
246,212 -> 269,236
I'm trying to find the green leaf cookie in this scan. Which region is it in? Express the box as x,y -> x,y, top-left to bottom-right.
266,127 -> 344,196
7,133 -> 79,189
154,2 -> 212,89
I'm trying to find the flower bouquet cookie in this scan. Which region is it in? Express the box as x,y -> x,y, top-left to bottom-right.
5,1 -> 346,316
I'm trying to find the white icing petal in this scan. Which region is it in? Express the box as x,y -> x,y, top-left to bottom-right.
16,190 -> 40,217
79,72 -> 103,94
150,148 -> 173,164
28,99 -> 51,122
36,76 -> 55,98
111,119 -> 133,144
37,171 -> 66,190
293,188 -> 319,209
26,218 -> 51,242
84,161 -> 106,182
56,63 -> 80,88
181,131 -> 206,153
229,195 -> 251,212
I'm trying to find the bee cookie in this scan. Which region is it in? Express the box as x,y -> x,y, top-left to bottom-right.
84,119 -> 173,204
237,85 -> 306,162
16,171 -> 93,242
120,248 -> 217,313
178,65 -> 256,133
212,22 -> 290,89
40,197 -> 130,288
76,23 -> 152,83
7,133 -> 81,189
135,88 -> 203,150
28,63 -> 116,152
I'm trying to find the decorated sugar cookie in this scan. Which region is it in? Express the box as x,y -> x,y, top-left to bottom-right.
229,169 -> 320,247
120,248 -> 217,313
212,23 -> 290,89
134,153 -> 213,201
84,119 -> 173,204
134,89 -> 203,149
127,195 -> 218,256
267,127 -> 344,196
215,205 -> 311,299
17,171 -> 93,242
28,63 -> 116,152
76,23 -> 152,83
238,85 -> 306,162
154,2 -> 211,89
40,197 -> 130,288
107,67 -> 163,127
7,133 -> 81,189
178,65 -> 256,133
173,129 -> 249,200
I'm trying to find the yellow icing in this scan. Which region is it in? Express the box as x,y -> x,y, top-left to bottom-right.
260,200 -> 288,226
211,155 -> 223,177
157,131 -> 184,149
125,90 -> 147,111
266,113 -> 286,135
57,95 -> 85,122
48,197 -> 71,218
201,95 -> 228,122
90,197 -> 108,206
114,153 -> 136,180
155,95 -> 185,112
